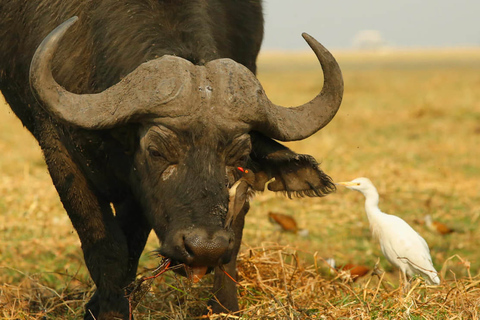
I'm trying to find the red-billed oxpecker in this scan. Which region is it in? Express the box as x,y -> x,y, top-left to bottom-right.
225,167 -> 256,229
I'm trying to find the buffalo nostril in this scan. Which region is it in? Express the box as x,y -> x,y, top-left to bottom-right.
182,229 -> 232,265
183,235 -> 195,257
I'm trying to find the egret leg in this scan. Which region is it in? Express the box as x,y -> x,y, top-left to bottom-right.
400,270 -> 410,294
404,300 -> 414,318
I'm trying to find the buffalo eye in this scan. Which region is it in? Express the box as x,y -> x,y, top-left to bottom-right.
225,134 -> 252,167
237,154 -> 249,166
148,147 -> 164,159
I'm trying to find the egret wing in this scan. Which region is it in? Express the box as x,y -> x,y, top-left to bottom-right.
381,214 -> 437,279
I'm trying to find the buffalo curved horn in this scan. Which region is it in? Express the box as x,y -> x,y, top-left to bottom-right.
31,18 -> 343,136
30,16 -> 189,129
253,33 -> 344,141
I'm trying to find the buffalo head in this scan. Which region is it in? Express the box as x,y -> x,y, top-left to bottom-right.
30,17 -> 343,276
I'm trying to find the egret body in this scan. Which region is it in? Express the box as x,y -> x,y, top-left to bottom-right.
337,177 -> 440,285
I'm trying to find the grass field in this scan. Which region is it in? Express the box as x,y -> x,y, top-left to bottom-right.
1,48 -> 480,319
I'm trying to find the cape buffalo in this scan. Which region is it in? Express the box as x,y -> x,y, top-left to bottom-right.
0,1 -> 343,319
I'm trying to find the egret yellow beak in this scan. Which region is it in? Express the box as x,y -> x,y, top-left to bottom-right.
335,181 -> 360,187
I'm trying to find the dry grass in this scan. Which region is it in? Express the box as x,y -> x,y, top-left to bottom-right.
1,48 -> 480,319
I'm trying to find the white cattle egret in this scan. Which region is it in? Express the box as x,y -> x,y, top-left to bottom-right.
336,177 -> 440,285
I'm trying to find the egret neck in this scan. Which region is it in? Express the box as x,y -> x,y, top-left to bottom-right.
359,185 -> 383,239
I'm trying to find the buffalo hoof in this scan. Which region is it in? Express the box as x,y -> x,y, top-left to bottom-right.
209,295 -> 239,315
84,291 -> 131,320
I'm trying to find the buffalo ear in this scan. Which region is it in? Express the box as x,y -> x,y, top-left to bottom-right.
248,132 -> 335,198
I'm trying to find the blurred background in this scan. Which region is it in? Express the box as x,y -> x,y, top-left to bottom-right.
262,0 -> 480,50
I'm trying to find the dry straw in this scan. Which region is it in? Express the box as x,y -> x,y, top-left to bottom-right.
1,246 -> 479,319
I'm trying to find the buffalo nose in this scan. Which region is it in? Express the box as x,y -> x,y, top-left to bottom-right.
182,229 -> 234,266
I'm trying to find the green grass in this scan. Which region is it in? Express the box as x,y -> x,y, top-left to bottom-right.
1,48 -> 480,318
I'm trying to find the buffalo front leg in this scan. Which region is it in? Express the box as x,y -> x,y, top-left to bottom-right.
210,204 -> 249,313
85,198 -> 151,319
114,198 -> 152,288
84,199 -> 151,319
39,129 -> 131,320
